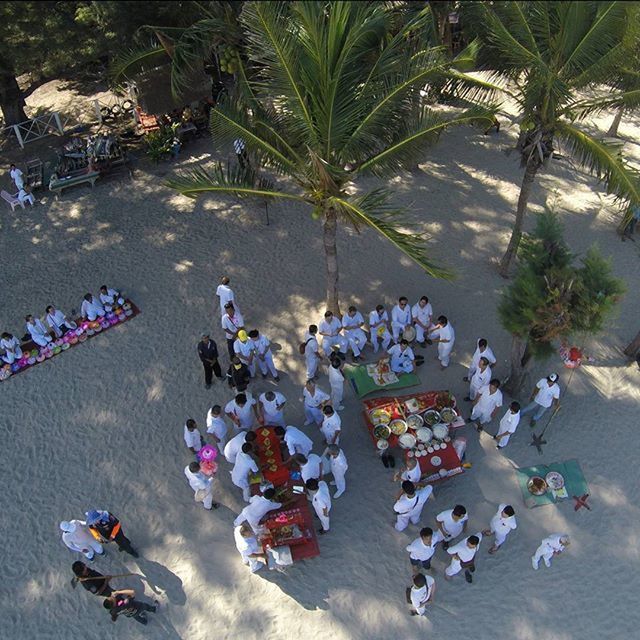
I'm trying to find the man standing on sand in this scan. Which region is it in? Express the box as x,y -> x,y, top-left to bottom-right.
391,297 -> 412,343
231,442 -> 259,502
233,329 -> 256,377
306,478 -> 332,534
406,527 -> 437,573
206,405 -> 228,455
493,402 -> 521,449
222,303 -> 245,359
412,296 -> 433,347
369,304 -> 392,353
393,481 -> 433,532
85,509 -> 139,557
464,338 -> 496,382
184,461 -> 219,510
483,504 -> 517,554
249,329 -> 280,381
295,452 -> 324,483
183,418 -> 204,453
408,572 -> 436,616
103,589 -> 158,625
283,426 -> 313,457
466,356 -> 492,402
532,533 -> 570,569
226,356 -> 252,392
258,390 -> 286,427
225,392 -> 258,431
224,430 -> 257,464
323,444 -> 348,498
520,373 -> 561,427
72,561 -> 114,597
60,520 -> 105,560
216,276 -> 239,316
303,379 -> 330,426
197,334 -> 223,389
469,379 -> 503,430
428,315 -> 455,369
328,356 -> 346,410
432,505 -> 468,549
303,325 -> 321,380
320,405 -> 342,445
445,534 -> 482,583
10,163 -> 24,189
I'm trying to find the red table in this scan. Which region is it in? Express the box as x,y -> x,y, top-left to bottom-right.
362,390 -> 465,484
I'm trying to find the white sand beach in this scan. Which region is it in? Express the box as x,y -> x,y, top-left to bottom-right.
0,96 -> 638,640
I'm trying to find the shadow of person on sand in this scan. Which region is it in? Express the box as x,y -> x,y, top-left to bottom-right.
133,556 -> 187,606
256,564 -> 331,611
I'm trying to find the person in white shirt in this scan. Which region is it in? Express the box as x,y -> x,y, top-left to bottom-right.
206,405 -> 228,455
303,379 -> 330,426
406,527 -> 437,573
393,481 -> 433,532
391,297 -> 412,342
248,329 -> 279,381
234,489 -> 282,532
341,306 -> 367,359
98,285 -> 124,312
302,325 -> 321,380
45,305 -> 76,338
387,340 -> 415,374
412,296 -> 433,346
1,332 -> 23,364
231,443 -> 259,501
483,504 -> 517,554
295,453 -> 324,482
369,305 -> 392,353
223,430 -> 257,464
10,164 -> 24,189
328,357 -> 345,410
394,457 -> 422,484
183,418 -> 203,453
80,293 -> 106,321
185,461 -> 218,510
60,520 -> 105,560
469,379 -> 503,428
320,405 -> 341,445
323,444 -> 348,498
318,310 -> 347,356
306,478 -> 332,534
225,392 -> 258,430
25,314 -> 52,347
258,390 -> 286,427
409,572 -> 435,616
520,374 -> 561,426
432,505 -> 469,548
17,186 -> 35,205
216,276 -> 238,316
464,338 -> 496,381
283,425 -> 313,457
493,402 -> 521,449
467,357 -> 492,401
428,315 -> 455,368
234,523 -> 266,573
233,329 -> 256,376
222,303 -> 245,359
445,534 -> 482,583
532,533 -> 570,569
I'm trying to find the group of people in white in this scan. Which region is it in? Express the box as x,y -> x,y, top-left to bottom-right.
8,163 -> 36,206
0,286 -> 125,365
184,276 -> 568,605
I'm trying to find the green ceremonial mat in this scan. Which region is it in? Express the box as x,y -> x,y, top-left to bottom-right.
345,364 -> 421,398
516,459 -> 589,509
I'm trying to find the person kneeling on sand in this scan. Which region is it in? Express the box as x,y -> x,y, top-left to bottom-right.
532,533 -> 570,569
234,522 -> 267,573
103,589 -> 158,625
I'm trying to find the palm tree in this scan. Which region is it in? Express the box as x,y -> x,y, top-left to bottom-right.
166,1 -> 496,313
475,1 -> 640,277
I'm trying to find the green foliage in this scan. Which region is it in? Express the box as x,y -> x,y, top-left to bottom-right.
168,1 -> 497,281
475,1 -> 640,214
499,208 -> 625,359
145,124 -> 178,162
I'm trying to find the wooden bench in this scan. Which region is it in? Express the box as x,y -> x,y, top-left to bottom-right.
49,170 -> 100,197
1,190 -> 25,211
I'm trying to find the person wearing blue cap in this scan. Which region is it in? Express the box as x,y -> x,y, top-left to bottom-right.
86,510 -> 138,558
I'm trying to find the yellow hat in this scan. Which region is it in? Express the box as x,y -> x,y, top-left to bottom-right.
238,329 -> 248,342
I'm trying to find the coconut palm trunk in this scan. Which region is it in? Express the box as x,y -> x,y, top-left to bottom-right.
504,335 -> 530,396
499,159 -> 540,277
323,207 -> 340,315
623,330 -> 640,358
607,104 -> 625,138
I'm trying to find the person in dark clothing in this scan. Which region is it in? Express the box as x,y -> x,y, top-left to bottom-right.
103,589 -> 158,625
85,510 -> 138,558
227,356 -> 251,392
198,333 -> 223,388
72,561 -> 113,597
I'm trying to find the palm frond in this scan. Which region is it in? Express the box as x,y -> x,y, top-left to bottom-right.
556,121 -> 640,206
166,164 -> 307,202
109,45 -> 168,84
357,105 -> 498,176
567,89 -> 640,120
329,189 -> 451,279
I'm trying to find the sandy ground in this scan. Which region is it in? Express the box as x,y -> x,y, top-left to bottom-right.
0,88 -> 639,640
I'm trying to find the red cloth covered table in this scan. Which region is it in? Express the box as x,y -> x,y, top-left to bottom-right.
254,426 -> 289,485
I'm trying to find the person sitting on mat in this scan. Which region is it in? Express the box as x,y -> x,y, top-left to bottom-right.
99,285 -> 125,312
81,293 -> 106,321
